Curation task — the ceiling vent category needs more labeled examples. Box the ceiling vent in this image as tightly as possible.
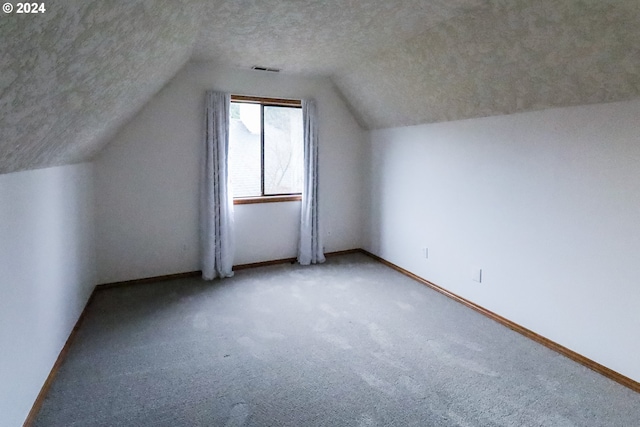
[251,66,280,72]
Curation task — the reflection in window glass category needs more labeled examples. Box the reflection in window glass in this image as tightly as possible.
[228,103,261,197]
[228,100,303,198]
[264,106,303,195]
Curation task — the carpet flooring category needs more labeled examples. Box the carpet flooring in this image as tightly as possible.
[33,253,640,426]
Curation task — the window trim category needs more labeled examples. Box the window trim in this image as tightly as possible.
[229,95,303,204]
[231,95,302,108]
[233,194,302,205]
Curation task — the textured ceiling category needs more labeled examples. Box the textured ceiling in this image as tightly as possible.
[334,0,640,128]
[1,0,639,175]
[192,0,486,74]
[0,0,203,175]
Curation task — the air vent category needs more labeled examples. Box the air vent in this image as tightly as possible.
[251,66,280,73]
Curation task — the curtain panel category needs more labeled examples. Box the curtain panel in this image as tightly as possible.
[200,91,235,280]
[298,99,325,265]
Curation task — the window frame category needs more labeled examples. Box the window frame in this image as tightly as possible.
[229,95,303,205]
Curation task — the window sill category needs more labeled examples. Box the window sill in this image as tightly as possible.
[234,195,302,205]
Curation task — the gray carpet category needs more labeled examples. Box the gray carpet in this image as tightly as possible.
[34,253,640,426]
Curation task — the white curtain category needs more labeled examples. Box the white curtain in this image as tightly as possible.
[298,99,326,265]
[200,91,235,280]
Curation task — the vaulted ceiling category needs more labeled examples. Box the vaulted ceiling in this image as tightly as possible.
[1,0,639,175]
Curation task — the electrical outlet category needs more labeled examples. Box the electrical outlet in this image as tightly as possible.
[472,267,482,283]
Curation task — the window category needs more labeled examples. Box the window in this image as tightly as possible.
[228,95,304,204]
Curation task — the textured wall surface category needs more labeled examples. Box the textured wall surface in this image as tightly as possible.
[0,0,203,175]
[1,0,639,174]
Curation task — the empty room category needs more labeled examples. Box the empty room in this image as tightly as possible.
[1,1,640,426]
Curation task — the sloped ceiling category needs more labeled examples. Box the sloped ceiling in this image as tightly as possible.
[1,0,639,175]
[192,0,486,75]
[334,0,640,128]
[0,0,203,175]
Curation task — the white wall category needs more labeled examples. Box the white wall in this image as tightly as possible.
[0,163,96,427]
[94,63,366,283]
[366,99,640,383]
